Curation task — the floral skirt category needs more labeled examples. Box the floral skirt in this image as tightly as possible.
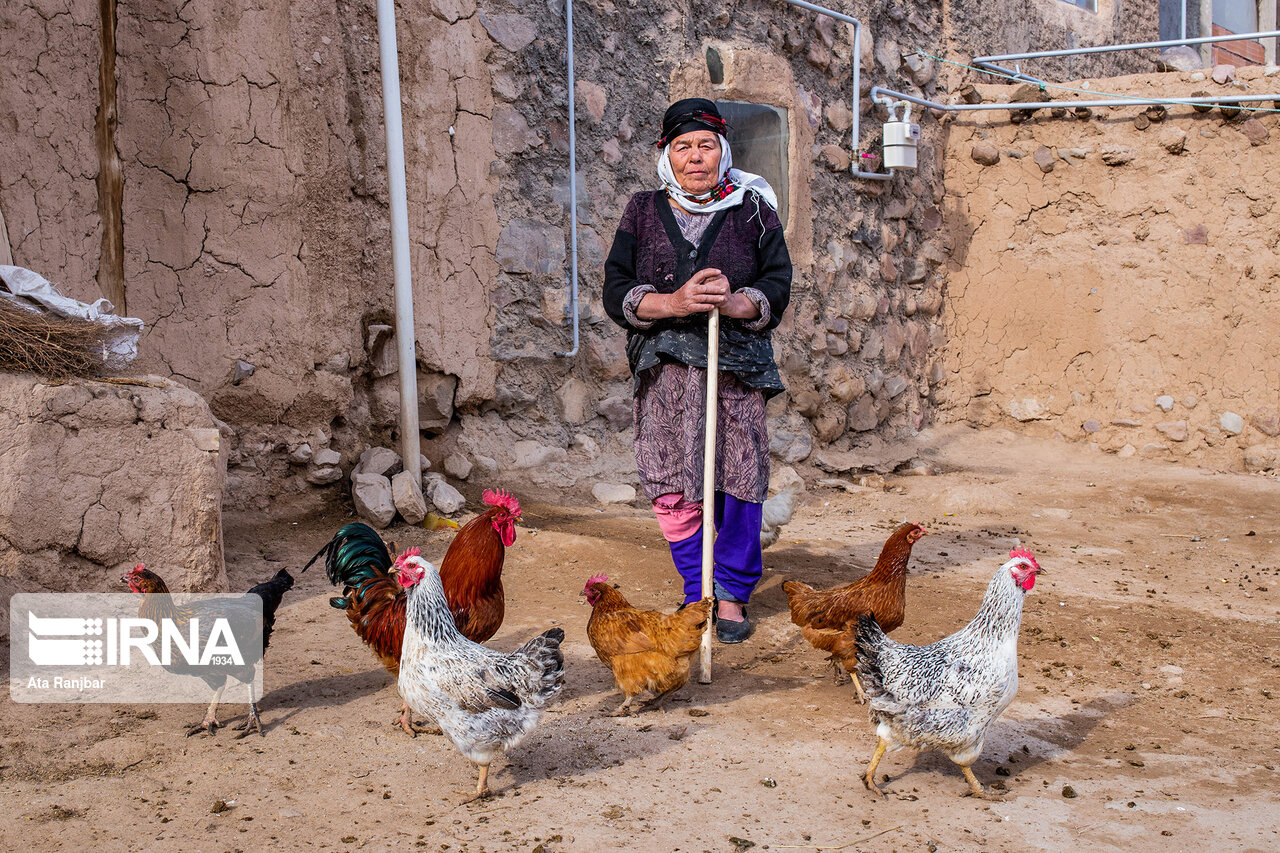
[633,362,769,505]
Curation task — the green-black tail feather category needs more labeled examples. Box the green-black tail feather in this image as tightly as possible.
[302,523,394,610]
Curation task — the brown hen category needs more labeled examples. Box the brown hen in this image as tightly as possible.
[782,521,927,702]
[583,575,712,716]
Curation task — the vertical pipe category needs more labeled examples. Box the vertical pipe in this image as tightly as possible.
[375,0,421,482]
[96,0,125,313]
[698,308,720,684]
[851,21,861,157]
[557,0,580,357]
[1180,0,1187,41]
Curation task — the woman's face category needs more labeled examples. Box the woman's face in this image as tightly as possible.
[669,130,722,195]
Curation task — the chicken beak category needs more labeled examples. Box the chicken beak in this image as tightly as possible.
[1035,565,1046,575]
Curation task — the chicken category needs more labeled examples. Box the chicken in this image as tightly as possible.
[123,563,295,737]
[853,548,1045,799]
[582,574,712,716]
[303,489,521,736]
[760,466,804,551]
[782,521,927,702]
[439,488,521,643]
[396,553,564,800]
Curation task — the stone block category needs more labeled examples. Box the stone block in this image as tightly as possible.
[444,452,473,480]
[352,473,396,529]
[496,219,566,275]
[392,471,428,524]
[591,482,636,505]
[426,479,467,514]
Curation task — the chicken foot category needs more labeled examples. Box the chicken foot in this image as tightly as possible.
[393,701,442,736]
[826,655,850,686]
[641,687,679,714]
[958,764,999,800]
[827,656,868,703]
[186,684,226,736]
[862,737,889,798]
[606,695,639,717]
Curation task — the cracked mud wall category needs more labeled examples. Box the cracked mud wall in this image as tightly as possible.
[0,0,105,302]
[0,375,227,632]
[937,70,1280,470]
[110,0,500,506]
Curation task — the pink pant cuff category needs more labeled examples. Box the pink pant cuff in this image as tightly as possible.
[652,493,703,542]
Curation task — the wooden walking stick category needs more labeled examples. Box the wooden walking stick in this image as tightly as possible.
[698,307,720,684]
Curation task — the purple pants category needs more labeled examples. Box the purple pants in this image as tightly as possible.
[665,492,764,605]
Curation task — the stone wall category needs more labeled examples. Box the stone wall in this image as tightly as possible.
[937,68,1280,470]
[945,0,1161,83]
[0,374,228,639]
[0,0,1178,509]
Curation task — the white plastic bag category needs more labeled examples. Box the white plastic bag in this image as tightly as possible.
[0,266,144,368]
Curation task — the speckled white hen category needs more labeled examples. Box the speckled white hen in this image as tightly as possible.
[396,555,564,800]
[854,548,1044,799]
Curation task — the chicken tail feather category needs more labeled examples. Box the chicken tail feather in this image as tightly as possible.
[518,627,566,700]
[853,615,888,699]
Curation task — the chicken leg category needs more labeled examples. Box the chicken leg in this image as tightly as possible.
[186,684,226,736]
[393,700,441,736]
[849,671,868,704]
[234,684,263,738]
[958,764,997,800]
[606,695,639,717]
[862,737,889,797]
[461,764,492,802]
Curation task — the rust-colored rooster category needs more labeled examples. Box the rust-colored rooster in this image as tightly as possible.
[305,489,522,734]
[782,521,927,702]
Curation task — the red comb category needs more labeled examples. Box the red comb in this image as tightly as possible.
[1009,547,1039,568]
[393,546,421,567]
[128,563,145,575]
[483,488,522,517]
[586,573,608,587]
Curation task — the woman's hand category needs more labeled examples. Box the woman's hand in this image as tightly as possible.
[636,268,760,321]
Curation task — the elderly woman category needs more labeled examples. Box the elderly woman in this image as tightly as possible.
[603,98,792,643]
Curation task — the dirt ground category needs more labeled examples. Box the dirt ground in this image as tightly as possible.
[3,426,1278,852]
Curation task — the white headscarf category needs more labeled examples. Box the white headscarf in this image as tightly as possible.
[657,134,778,214]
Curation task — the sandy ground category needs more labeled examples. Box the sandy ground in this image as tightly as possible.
[3,426,1279,852]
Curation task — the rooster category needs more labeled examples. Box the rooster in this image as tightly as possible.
[304,488,521,735]
[123,563,295,737]
[583,574,712,716]
[783,522,927,702]
[397,553,564,800]
[854,548,1044,799]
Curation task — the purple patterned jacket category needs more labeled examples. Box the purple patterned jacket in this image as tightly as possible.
[603,189,792,397]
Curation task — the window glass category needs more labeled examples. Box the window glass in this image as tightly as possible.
[1212,0,1258,32]
[714,101,789,224]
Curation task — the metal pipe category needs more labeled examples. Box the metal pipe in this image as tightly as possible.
[871,84,1280,113]
[973,30,1280,83]
[775,0,892,179]
[556,0,580,358]
[1180,0,1187,42]
[375,0,421,481]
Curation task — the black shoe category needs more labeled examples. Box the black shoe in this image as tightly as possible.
[715,607,752,644]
